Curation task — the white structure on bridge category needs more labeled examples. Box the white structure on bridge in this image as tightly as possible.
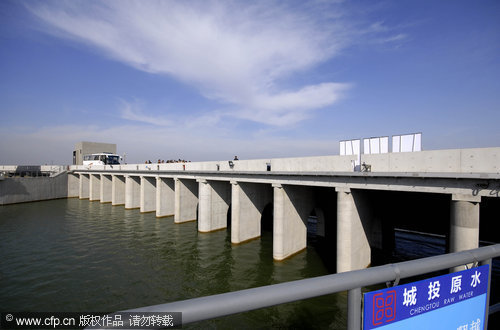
[66,147,500,273]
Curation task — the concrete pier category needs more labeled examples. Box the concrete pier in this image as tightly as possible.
[112,175,125,206]
[89,174,101,201]
[197,180,231,232]
[336,188,371,273]
[230,182,273,244]
[125,176,140,209]
[273,184,313,261]
[140,176,156,213]
[100,174,112,203]
[450,194,480,251]
[156,177,175,217]
[79,174,89,199]
[174,178,198,223]
[68,173,79,198]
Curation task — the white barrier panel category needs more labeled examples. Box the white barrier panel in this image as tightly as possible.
[340,139,361,171]
[340,139,361,156]
[392,133,422,152]
[363,137,389,154]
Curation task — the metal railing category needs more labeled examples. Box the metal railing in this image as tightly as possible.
[112,244,500,329]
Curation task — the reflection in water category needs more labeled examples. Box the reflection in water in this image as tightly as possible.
[0,199,497,328]
[230,238,262,291]
[0,199,340,328]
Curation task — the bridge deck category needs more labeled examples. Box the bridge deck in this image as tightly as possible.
[71,169,500,198]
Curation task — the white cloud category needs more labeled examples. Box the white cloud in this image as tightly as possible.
[26,0,353,126]
[120,100,173,127]
[234,82,351,126]
[366,20,409,45]
[381,33,408,43]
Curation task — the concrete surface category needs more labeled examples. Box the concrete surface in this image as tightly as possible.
[0,173,68,205]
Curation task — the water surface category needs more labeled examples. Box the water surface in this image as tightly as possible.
[0,199,345,328]
[1,199,497,329]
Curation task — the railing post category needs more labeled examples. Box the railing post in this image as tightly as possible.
[347,287,361,330]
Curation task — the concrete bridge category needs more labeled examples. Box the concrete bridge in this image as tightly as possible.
[68,147,500,273]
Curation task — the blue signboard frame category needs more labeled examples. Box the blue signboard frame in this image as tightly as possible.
[363,264,489,329]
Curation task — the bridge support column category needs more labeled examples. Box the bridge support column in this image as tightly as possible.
[89,174,101,201]
[450,194,480,271]
[174,178,198,223]
[140,176,156,213]
[156,177,175,218]
[112,175,125,206]
[273,184,313,261]
[68,173,80,198]
[100,174,112,203]
[336,188,371,273]
[231,181,273,244]
[125,176,140,209]
[198,180,231,232]
[79,174,89,199]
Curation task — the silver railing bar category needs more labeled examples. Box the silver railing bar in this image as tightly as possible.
[112,244,500,328]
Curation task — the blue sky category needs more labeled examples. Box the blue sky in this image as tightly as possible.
[1,0,499,165]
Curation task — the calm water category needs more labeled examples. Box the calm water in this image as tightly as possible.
[0,199,346,329]
[0,199,497,329]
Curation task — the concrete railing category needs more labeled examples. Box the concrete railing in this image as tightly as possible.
[0,165,67,177]
[69,147,500,174]
[362,147,500,173]
[3,147,499,174]
[105,244,500,329]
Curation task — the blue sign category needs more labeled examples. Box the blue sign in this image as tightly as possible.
[363,264,489,329]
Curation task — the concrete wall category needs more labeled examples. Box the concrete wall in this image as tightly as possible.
[362,147,500,173]
[0,165,67,173]
[69,156,356,172]
[271,155,356,172]
[68,147,500,174]
[0,173,68,205]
